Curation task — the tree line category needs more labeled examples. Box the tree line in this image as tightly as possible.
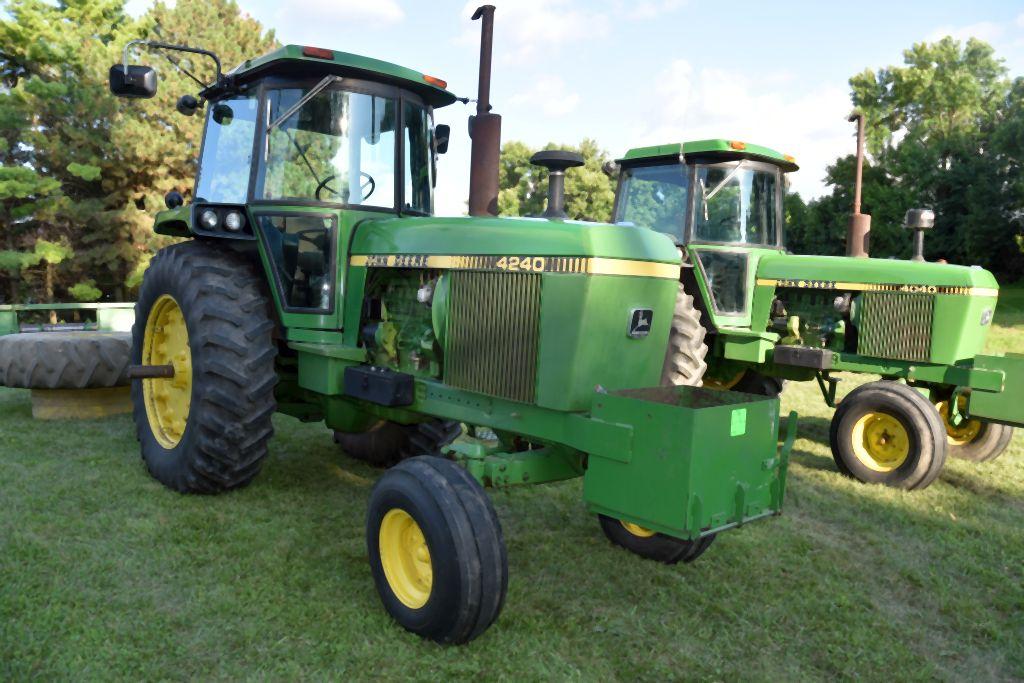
[0,2,1020,306]
[500,39,1023,282]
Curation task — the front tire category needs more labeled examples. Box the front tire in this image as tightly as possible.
[935,397,1015,463]
[598,515,714,564]
[830,381,946,490]
[367,457,507,644]
[131,241,277,494]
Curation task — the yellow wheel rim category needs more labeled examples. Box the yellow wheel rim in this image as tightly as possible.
[379,509,433,609]
[851,411,910,472]
[142,294,192,449]
[936,397,982,446]
[621,520,656,538]
[702,370,745,391]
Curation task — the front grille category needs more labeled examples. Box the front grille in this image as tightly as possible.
[444,271,541,403]
[857,291,933,362]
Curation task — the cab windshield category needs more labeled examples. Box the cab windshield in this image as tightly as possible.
[255,83,433,213]
[615,160,782,247]
[693,161,779,246]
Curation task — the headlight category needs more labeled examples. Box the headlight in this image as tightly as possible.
[199,209,219,230]
[224,211,244,232]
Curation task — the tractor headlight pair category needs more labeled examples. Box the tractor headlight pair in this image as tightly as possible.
[198,209,244,232]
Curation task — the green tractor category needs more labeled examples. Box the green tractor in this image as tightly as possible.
[612,139,1022,489]
[108,9,796,644]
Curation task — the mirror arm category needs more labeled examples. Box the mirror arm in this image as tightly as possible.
[122,39,224,87]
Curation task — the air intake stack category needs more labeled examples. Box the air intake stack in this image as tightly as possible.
[530,150,584,219]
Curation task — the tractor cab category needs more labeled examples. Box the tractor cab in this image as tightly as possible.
[613,140,798,326]
[111,43,455,327]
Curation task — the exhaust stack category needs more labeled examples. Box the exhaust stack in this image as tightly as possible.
[467,5,501,217]
[847,112,871,257]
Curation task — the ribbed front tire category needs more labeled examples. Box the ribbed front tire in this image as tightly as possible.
[131,241,278,494]
[367,457,507,644]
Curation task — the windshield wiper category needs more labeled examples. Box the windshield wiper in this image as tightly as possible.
[705,160,747,202]
[268,75,342,131]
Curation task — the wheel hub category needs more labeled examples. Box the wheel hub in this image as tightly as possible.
[379,508,433,609]
[851,412,910,472]
[142,294,192,449]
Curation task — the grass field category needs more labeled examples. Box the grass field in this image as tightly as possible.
[2,293,1022,681]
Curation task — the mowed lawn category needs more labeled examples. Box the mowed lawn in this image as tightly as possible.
[2,292,1023,681]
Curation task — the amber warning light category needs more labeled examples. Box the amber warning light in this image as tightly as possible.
[302,46,334,60]
[423,75,448,89]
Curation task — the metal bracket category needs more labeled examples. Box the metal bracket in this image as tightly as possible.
[815,371,840,408]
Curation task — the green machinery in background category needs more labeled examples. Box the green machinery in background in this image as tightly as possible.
[107,8,796,645]
[613,139,1022,490]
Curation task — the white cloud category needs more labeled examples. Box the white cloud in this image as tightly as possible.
[275,0,404,28]
[459,1,610,64]
[509,75,580,116]
[926,21,1004,44]
[630,59,854,200]
[626,0,686,20]
[1017,13,1024,29]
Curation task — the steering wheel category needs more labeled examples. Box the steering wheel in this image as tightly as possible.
[314,172,376,202]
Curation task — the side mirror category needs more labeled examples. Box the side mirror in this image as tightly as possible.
[435,124,450,154]
[108,64,158,99]
[164,191,184,209]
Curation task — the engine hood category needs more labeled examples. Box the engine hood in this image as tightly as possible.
[757,253,999,293]
[351,216,680,263]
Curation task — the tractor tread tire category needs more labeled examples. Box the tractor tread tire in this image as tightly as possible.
[732,371,786,397]
[132,241,277,494]
[830,381,947,490]
[661,283,708,387]
[0,331,131,389]
[334,419,461,468]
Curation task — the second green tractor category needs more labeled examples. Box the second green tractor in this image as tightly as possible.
[613,139,1021,489]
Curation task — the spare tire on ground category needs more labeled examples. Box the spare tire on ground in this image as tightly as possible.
[0,331,131,389]
[0,332,133,420]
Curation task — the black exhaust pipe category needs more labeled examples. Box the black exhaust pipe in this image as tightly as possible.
[468,5,501,217]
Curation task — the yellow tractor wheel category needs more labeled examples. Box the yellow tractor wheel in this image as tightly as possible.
[130,241,277,493]
[367,456,507,644]
[598,514,715,564]
[934,396,1015,463]
[830,381,947,490]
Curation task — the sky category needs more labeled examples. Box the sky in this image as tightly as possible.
[127,0,1024,215]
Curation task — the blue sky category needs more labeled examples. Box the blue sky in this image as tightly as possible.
[129,0,1024,215]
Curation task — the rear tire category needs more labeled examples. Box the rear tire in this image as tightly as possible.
[830,381,946,490]
[598,515,715,564]
[334,419,461,467]
[131,241,278,494]
[367,457,508,644]
[661,283,708,387]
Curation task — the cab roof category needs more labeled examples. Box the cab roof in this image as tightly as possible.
[225,45,458,108]
[620,139,798,172]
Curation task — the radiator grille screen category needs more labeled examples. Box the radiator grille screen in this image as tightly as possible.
[444,271,541,403]
[857,291,933,362]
